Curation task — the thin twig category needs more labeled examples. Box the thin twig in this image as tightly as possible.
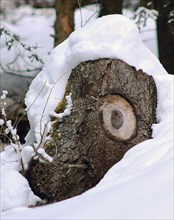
[83,8,101,26]
[15,81,47,129]
[78,0,83,27]
[6,53,20,68]
[39,72,68,147]
[0,64,39,79]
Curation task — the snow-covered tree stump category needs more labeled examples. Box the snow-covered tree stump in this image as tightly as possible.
[27,58,157,203]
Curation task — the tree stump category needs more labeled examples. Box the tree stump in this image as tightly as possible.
[27,59,157,203]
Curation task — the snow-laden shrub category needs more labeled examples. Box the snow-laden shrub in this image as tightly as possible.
[0,90,53,175]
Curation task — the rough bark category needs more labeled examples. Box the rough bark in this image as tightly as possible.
[54,0,76,46]
[27,59,157,204]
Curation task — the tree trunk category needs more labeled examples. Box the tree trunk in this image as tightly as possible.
[54,0,123,46]
[140,0,174,74]
[54,0,76,46]
[99,0,123,17]
[54,0,96,46]
[27,58,157,204]
[153,0,174,74]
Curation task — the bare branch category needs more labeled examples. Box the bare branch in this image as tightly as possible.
[0,64,41,79]
[83,7,101,26]
[78,0,83,27]
[38,72,68,147]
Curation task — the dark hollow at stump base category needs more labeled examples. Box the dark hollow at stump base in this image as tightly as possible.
[27,58,157,203]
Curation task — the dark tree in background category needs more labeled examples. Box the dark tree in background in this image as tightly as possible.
[54,0,123,46]
[54,0,174,74]
[54,0,76,46]
[99,0,122,16]
[54,0,97,45]
[141,0,174,74]
[153,0,174,75]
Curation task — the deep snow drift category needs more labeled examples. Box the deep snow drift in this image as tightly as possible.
[1,15,173,219]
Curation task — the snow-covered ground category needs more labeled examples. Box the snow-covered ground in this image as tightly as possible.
[1,4,173,220]
[0,4,157,95]
[0,5,55,95]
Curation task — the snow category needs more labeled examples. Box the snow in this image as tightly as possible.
[0,4,158,97]
[21,145,34,165]
[0,5,55,95]
[25,14,169,145]
[1,118,173,219]
[50,92,72,119]
[36,148,53,163]
[74,3,100,30]
[1,170,41,212]
[122,8,158,57]
[1,5,55,65]
[1,12,173,220]
[0,146,41,212]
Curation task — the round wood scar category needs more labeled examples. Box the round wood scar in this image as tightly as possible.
[100,95,137,141]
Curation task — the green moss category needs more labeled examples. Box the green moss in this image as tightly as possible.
[54,80,70,114]
[45,81,70,149]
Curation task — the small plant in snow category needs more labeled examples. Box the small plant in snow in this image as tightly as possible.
[0,90,53,176]
[134,6,158,29]
[0,27,43,78]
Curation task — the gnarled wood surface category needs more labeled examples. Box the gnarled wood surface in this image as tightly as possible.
[27,59,157,203]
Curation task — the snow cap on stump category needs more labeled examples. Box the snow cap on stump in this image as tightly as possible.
[25,14,166,145]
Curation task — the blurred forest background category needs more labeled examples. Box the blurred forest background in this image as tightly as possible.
[0,0,173,143]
